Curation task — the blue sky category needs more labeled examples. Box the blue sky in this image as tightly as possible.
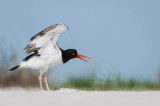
[0,0,160,82]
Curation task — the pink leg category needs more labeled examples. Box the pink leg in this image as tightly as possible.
[39,74,43,91]
[44,72,51,91]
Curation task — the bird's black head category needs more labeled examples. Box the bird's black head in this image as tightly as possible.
[65,49,78,59]
[61,49,92,63]
[61,49,77,63]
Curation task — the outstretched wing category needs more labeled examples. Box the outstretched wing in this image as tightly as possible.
[25,24,68,54]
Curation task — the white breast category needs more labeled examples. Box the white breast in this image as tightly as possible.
[44,51,63,68]
[20,49,63,70]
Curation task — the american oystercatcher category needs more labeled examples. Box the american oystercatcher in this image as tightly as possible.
[9,24,92,91]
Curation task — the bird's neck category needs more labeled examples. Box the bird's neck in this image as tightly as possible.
[60,48,71,63]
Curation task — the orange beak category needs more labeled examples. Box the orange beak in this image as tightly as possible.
[76,54,92,62]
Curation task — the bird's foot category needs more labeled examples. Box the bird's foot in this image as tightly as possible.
[40,89,44,91]
[53,87,60,91]
[47,89,52,92]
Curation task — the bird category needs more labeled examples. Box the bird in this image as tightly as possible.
[9,24,92,91]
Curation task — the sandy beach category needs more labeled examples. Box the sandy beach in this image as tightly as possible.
[0,88,160,106]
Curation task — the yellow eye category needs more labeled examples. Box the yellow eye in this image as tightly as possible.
[72,53,75,55]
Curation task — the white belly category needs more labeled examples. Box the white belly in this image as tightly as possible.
[45,53,63,68]
[20,52,63,70]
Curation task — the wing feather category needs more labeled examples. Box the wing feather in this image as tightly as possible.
[25,24,68,54]
[30,24,58,41]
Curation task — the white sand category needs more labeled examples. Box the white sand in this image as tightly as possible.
[0,88,160,106]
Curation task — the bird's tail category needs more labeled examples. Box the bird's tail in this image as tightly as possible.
[9,65,20,71]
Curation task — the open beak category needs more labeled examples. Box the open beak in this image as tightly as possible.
[76,54,92,62]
